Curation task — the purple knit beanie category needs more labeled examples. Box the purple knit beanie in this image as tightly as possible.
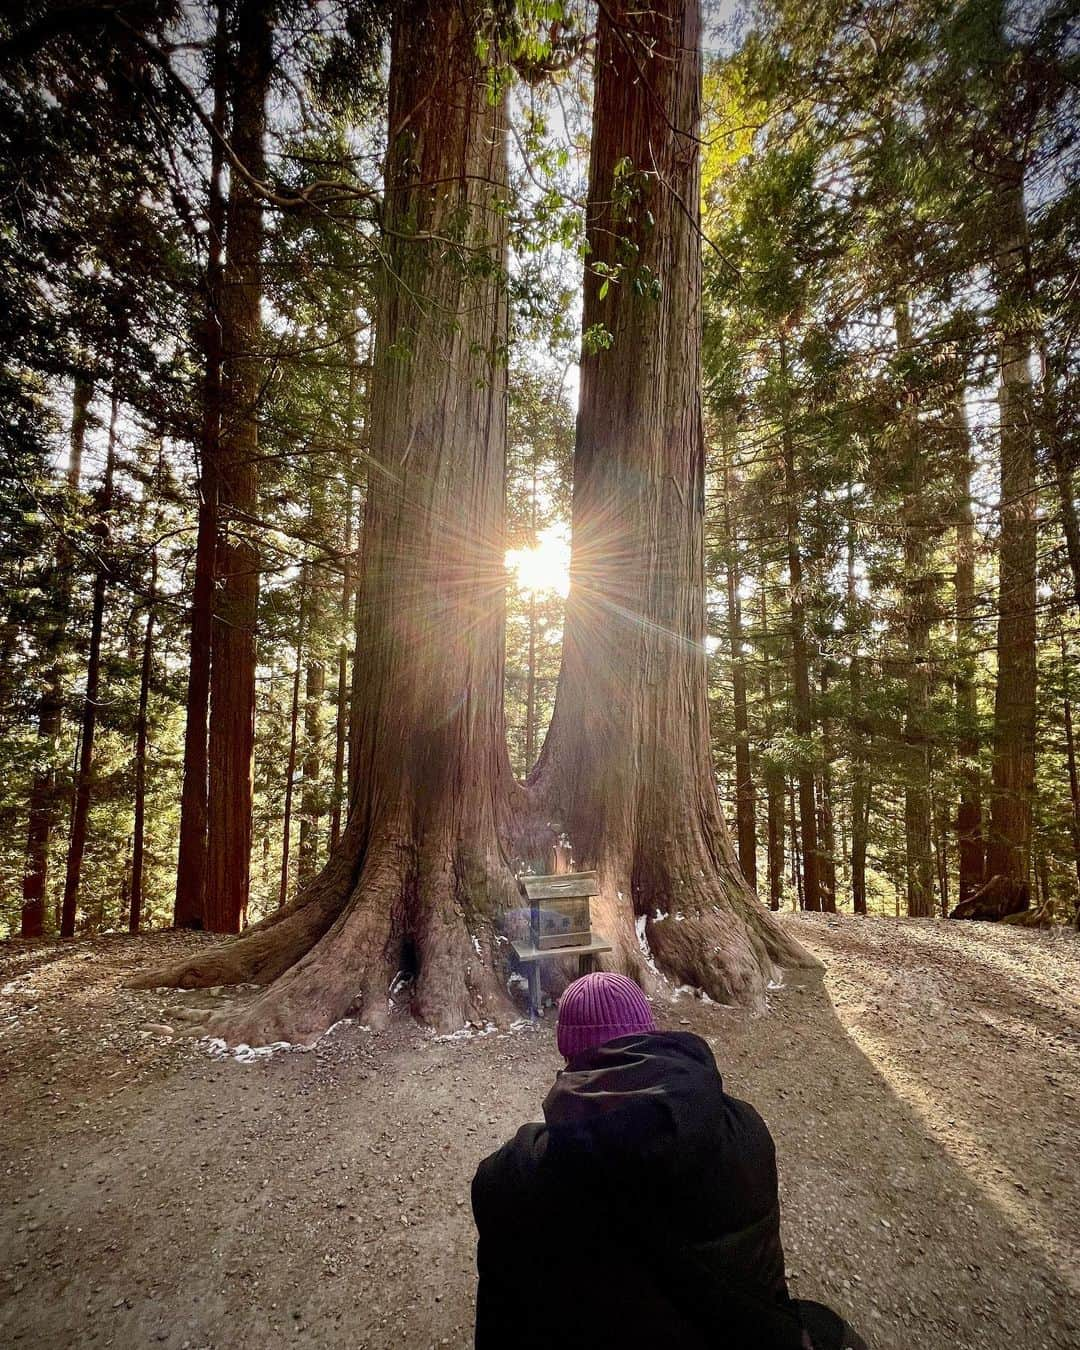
[556,972,656,1060]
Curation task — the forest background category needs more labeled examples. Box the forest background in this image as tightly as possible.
[1,0,1077,946]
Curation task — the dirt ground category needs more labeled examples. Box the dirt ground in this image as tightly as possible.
[1,914,1077,1350]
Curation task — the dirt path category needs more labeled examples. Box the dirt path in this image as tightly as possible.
[1,915,1077,1350]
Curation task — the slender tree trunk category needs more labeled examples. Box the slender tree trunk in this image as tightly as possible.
[790,782,803,910]
[1062,643,1080,925]
[952,392,984,904]
[778,332,821,913]
[723,453,757,890]
[895,298,935,917]
[60,387,118,936]
[279,574,306,910]
[818,663,837,911]
[135,0,524,1043]
[21,372,91,937]
[847,483,869,915]
[130,453,162,935]
[174,0,228,930]
[1039,341,1080,611]
[329,356,357,849]
[204,0,272,934]
[759,588,784,911]
[298,653,325,883]
[981,171,1037,911]
[528,0,812,1004]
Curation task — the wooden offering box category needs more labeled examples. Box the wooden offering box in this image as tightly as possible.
[522,871,599,950]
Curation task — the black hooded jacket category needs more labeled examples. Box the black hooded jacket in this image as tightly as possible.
[471,1032,810,1350]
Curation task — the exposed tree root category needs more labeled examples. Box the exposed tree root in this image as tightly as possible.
[950,873,1030,921]
[144,832,522,1048]
[573,841,821,1009]
[130,886,347,991]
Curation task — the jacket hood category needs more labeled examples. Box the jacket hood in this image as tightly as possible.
[541,1032,727,1180]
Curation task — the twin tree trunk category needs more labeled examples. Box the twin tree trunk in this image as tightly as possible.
[139,0,813,1043]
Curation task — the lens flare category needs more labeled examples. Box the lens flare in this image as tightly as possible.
[505,524,571,598]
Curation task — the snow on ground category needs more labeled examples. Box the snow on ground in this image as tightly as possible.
[0,915,1077,1350]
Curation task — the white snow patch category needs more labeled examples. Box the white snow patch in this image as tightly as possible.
[433,1021,498,1043]
[652,909,669,922]
[671,983,715,1004]
[635,915,660,976]
[472,935,482,957]
[203,1036,296,1063]
[507,972,529,994]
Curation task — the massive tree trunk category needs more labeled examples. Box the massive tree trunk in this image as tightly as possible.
[174,0,228,930]
[530,0,813,1005]
[952,392,983,904]
[21,372,91,937]
[895,298,935,917]
[204,0,272,934]
[979,171,1037,912]
[134,0,519,1043]
[60,388,118,936]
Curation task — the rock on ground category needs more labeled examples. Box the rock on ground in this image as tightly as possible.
[0,915,1077,1350]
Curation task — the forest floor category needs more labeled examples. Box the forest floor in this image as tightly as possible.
[0,914,1077,1350]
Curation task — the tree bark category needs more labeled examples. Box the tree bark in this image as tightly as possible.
[279,572,306,910]
[779,331,821,912]
[723,452,757,891]
[981,171,1037,909]
[204,0,272,934]
[847,482,869,915]
[60,386,118,937]
[21,371,91,937]
[759,587,785,911]
[134,0,521,1043]
[174,0,228,930]
[1062,640,1080,925]
[130,445,163,935]
[895,298,935,917]
[952,392,984,905]
[531,0,814,1004]
[818,662,837,912]
[329,357,358,849]
[298,651,325,884]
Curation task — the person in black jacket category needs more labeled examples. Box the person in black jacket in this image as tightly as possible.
[471,971,866,1350]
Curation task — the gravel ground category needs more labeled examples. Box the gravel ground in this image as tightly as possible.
[0,914,1077,1350]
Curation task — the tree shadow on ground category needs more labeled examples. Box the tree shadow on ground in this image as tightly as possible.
[0,922,1076,1350]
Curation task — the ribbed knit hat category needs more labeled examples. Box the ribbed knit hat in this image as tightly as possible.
[556,972,656,1060]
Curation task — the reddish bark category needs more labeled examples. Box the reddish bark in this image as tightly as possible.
[203,0,272,934]
[531,0,814,1004]
[134,0,521,1042]
[174,0,228,930]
